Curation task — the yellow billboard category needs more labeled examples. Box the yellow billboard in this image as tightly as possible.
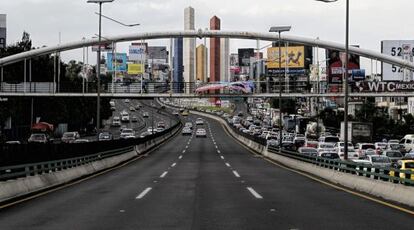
[127,63,144,75]
[267,46,305,69]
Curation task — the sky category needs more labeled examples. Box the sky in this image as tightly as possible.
[2,0,414,74]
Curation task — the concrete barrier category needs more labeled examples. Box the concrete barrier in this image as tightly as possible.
[193,110,414,207]
[0,125,181,204]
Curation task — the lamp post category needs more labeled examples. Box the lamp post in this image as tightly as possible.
[316,0,349,159]
[87,0,114,140]
[269,26,291,153]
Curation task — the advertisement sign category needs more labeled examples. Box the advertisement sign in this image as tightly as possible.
[230,54,239,67]
[326,48,360,84]
[107,53,127,72]
[92,43,113,52]
[354,81,414,92]
[238,49,255,67]
[129,45,146,61]
[267,46,305,69]
[352,69,366,81]
[127,64,144,75]
[381,40,414,81]
[148,46,168,61]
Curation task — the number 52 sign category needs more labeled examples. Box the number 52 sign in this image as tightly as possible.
[381,40,414,81]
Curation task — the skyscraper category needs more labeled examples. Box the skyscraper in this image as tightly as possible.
[220,38,230,82]
[173,38,183,93]
[0,14,6,49]
[209,16,221,83]
[196,44,207,82]
[183,7,196,92]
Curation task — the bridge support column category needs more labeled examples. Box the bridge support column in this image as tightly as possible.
[0,66,3,92]
[29,59,32,92]
[53,53,56,94]
[24,58,27,93]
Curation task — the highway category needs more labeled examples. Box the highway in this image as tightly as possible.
[0,114,413,229]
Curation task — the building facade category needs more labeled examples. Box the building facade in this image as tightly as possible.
[173,38,184,93]
[183,7,196,92]
[220,38,230,82]
[196,44,207,82]
[209,16,221,83]
[0,14,6,49]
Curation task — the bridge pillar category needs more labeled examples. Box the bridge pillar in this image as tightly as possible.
[0,66,3,92]
[23,58,26,93]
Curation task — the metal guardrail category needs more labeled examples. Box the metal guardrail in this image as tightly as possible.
[0,121,181,181]
[0,146,133,181]
[197,108,414,186]
[267,146,414,186]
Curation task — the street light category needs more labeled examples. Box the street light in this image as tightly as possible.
[269,26,291,153]
[315,0,349,160]
[87,0,114,140]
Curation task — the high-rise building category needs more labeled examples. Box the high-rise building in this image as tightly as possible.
[0,14,6,49]
[173,38,183,93]
[209,16,221,83]
[183,7,196,92]
[220,38,230,82]
[196,44,207,82]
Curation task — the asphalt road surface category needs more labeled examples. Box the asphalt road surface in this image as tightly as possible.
[0,114,413,229]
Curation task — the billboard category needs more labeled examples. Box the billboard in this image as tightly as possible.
[127,64,144,75]
[381,40,414,81]
[326,47,360,84]
[238,49,255,67]
[267,46,305,69]
[230,53,239,67]
[129,43,147,61]
[92,43,113,52]
[107,53,127,72]
[354,81,414,92]
[148,46,168,60]
[0,14,6,49]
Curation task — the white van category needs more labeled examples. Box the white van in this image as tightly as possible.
[400,134,414,152]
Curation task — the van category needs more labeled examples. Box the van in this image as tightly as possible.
[400,134,414,152]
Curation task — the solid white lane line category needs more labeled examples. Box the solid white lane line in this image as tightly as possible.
[136,187,152,199]
[171,162,177,167]
[233,170,241,178]
[225,163,231,167]
[179,155,183,159]
[220,155,224,159]
[247,187,263,199]
[160,171,168,178]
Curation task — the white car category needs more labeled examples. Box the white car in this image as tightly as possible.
[317,142,336,153]
[112,116,121,127]
[337,148,359,160]
[124,99,130,103]
[195,118,204,125]
[147,127,157,133]
[196,128,207,138]
[120,128,135,139]
[121,111,130,122]
[333,142,354,151]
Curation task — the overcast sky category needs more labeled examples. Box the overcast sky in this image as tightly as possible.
[2,0,414,73]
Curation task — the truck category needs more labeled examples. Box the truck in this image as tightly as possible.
[305,122,325,140]
[340,122,372,144]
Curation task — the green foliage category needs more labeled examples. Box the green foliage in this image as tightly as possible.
[0,32,111,136]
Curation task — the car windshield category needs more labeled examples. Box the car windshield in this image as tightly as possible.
[405,162,414,169]
[362,144,375,150]
[122,130,133,134]
[325,137,339,142]
[386,151,402,158]
[320,143,334,148]
[32,134,45,140]
[372,157,390,163]
[63,133,75,138]
[302,148,317,153]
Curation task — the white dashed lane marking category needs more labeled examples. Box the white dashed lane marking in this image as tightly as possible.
[225,163,231,167]
[220,155,224,160]
[160,171,168,178]
[179,155,183,159]
[232,170,241,178]
[136,187,152,199]
[247,187,263,199]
